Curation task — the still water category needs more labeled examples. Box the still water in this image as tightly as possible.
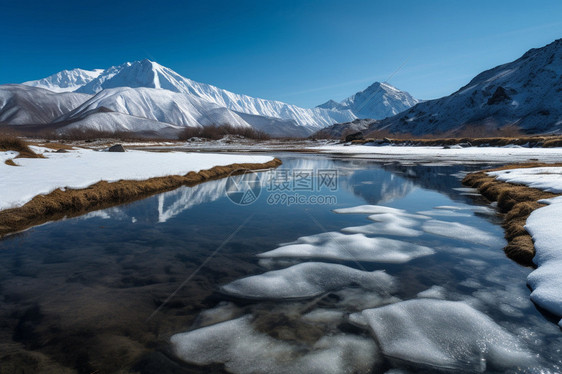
[0,154,560,373]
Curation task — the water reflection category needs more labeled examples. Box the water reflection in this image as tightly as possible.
[0,154,559,373]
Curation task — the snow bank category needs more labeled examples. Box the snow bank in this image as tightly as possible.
[487,167,562,325]
[353,299,536,372]
[220,262,395,300]
[313,145,562,163]
[422,219,504,247]
[524,195,562,324]
[171,315,379,374]
[259,232,434,263]
[0,148,274,210]
[489,167,562,193]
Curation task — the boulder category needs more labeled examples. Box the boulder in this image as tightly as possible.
[344,131,364,142]
[108,144,125,152]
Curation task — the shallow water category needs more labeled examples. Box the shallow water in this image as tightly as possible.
[0,154,560,373]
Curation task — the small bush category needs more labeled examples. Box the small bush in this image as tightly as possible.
[0,135,41,158]
[178,124,270,141]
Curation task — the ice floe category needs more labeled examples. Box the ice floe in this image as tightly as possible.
[342,213,425,237]
[171,315,379,374]
[259,232,434,264]
[352,299,536,372]
[333,205,407,215]
[220,262,396,300]
[416,285,446,299]
[422,219,504,247]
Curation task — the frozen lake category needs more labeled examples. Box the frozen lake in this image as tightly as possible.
[0,154,560,373]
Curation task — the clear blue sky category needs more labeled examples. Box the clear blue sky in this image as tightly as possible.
[2,0,561,107]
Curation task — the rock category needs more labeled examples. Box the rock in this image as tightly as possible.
[344,131,364,142]
[487,86,511,105]
[108,144,125,152]
[55,149,68,153]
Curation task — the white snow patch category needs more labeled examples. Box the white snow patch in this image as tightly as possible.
[525,195,562,324]
[313,145,562,163]
[0,151,18,163]
[0,148,274,211]
[489,167,562,193]
[487,167,562,324]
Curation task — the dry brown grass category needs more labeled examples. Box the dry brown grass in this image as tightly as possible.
[0,158,282,238]
[354,133,562,148]
[4,159,17,166]
[178,124,270,141]
[28,141,75,151]
[0,135,43,158]
[462,165,561,265]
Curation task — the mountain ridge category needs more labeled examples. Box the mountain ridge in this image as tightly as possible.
[317,38,562,138]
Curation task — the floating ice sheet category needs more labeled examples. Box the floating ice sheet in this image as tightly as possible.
[353,299,536,372]
[171,315,379,374]
[220,262,396,300]
[416,285,446,299]
[333,205,407,215]
[259,232,434,264]
[342,212,425,237]
[422,219,503,247]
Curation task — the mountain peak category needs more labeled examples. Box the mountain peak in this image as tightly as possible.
[23,68,103,93]
[317,82,418,120]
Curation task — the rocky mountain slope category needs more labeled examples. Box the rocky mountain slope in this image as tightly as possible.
[318,39,562,138]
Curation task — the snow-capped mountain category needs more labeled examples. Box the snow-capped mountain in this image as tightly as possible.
[57,87,253,129]
[74,59,356,130]
[364,38,562,135]
[23,68,104,93]
[317,82,419,120]
[0,84,91,125]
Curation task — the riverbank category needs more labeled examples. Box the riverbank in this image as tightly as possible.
[463,164,562,326]
[0,145,280,237]
[462,164,561,265]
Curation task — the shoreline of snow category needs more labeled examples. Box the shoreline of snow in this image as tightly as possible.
[0,148,274,211]
[311,145,562,163]
[488,167,562,326]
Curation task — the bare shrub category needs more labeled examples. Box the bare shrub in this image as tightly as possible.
[178,124,270,141]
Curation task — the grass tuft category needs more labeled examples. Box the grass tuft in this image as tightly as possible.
[0,135,42,158]
[463,165,561,266]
